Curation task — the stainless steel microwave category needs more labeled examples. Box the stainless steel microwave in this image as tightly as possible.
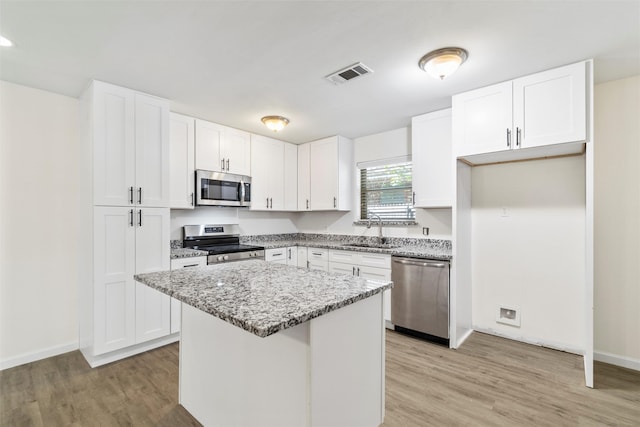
[195,170,251,207]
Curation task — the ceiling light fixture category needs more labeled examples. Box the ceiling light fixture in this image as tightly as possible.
[419,47,468,80]
[0,35,14,47]
[261,115,289,132]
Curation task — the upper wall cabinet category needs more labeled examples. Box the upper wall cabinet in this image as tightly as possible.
[297,143,311,211]
[411,108,452,208]
[308,136,354,211]
[169,113,195,209]
[91,81,170,207]
[453,61,587,164]
[250,135,298,211]
[194,119,251,176]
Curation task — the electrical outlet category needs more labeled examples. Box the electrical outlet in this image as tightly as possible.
[422,227,429,236]
[496,305,520,327]
[501,207,509,217]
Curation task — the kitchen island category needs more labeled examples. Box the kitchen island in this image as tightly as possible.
[134,260,392,427]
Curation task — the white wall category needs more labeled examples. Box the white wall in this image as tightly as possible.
[0,81,80,368]
[593,75,640,369]
[293,127,453,239]
[470,156,586,353]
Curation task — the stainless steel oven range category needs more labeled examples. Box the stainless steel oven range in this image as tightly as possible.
[183,224,264,264]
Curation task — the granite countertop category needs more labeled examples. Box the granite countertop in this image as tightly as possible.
[134,260,392,338]
[170,248,208,259]
[245,239,452,261]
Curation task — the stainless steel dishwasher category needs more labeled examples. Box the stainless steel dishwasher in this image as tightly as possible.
[391,256,450,345]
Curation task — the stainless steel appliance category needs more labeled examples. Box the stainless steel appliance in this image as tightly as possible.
[183,224,264,264]
[391,256,450,345]
[195,170,252,207]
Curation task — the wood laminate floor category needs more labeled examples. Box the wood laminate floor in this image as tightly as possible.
[1,331,638,426]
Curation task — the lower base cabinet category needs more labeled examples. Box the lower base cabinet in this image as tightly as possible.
[170,256,207,333]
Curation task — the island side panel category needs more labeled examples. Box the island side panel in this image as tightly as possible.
[310,293,385,427]
[179,303,309,427]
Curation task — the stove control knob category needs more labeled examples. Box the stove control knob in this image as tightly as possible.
[217,256,224,262]
[223,255,229,261]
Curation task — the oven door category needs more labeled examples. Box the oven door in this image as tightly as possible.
[195,170,251,207]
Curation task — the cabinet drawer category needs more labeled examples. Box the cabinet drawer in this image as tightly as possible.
[170,256,206,270]
[329,249,357,264]
[265,248,287,262]
[356,252,391,269]
[307,247,328,261]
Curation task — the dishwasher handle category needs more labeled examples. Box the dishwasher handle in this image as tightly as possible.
[392,258,447,268]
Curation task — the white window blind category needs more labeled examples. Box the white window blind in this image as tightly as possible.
[360,162,415,220]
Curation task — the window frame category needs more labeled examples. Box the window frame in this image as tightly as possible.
[358,160,415,222]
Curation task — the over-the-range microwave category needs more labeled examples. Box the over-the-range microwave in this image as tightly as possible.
[195,169,252,207]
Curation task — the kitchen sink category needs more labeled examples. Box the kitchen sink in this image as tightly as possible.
[342,242,400,249]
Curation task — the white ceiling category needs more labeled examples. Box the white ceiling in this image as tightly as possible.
[1,1,639,143]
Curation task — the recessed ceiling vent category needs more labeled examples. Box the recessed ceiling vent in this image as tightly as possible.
[325,62,373,85]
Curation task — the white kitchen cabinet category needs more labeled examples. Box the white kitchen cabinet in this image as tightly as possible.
[297,143,311,211]
[169,113,195,209]
[283,143,298,211]
[307,247,329,271]
[286,246,298,266]
[309,136,353,211]
[195,119,251,175]
[411,109,453,208]
[265,248,288,264]
[251,134,285,211]
[453,61,587,161]
[297,247,308,268]
[93,206,170,355]
[91,81,170,207]
[170,256,206,334]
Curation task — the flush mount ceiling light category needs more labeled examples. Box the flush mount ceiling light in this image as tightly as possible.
[261,115,290,132]
[0,35,14,47]
[419,47,468,80]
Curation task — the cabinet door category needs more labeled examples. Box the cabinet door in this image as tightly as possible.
[250,134,272,210]
[286,247,298,266]
[297,143,311,211]
[283,143,298,211]
[93,82,135,207]
[513,61,586,149]
[452,81,513,157]
[268,140,285,211]
[93,206,136,355]
[134,208,170,343]
[195,119,223,172]
[412,109,453,208]
[134,94,170,207]
[297,247,308,268]
[357,266,392,324]
[169,256,206,334]
[310,137,338,210]
[169,113,195,209]
[221,127,251,175]
[329,262,356,276]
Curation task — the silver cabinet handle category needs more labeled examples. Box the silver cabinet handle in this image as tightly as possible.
[190,192,194,206]
[266,197,269,208]
[221,158,226,171]
[288,248,292,259]
[516,127,521,148]
[507,128,511,148]
[333,197,337,208]
[412,192,416,205]
[273,252,283,257]
[312,252,322,256]
[269,198,273,209]
[137,187,142,204]
[129,209,134,227]
[226,159,230,171]
[129,186,134,204]
[183,264,199,268]
[306,260,310,269]
[352,266,356,275]
[357,267,361,276]
[392,258,446,268]
[306,199,309,209]
[137,209,142,227]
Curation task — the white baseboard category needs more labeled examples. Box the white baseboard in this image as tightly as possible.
[594,351,640,372]
[81,333,180,368]
[0,341,79,371]
[472,326,583,355]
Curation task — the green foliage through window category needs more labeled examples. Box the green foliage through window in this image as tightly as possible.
[360,162,415,220]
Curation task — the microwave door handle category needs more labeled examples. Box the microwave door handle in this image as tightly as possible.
[240,181,245,204]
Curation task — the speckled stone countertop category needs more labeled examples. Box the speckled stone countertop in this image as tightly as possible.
[170,248,208,259]
[240,233,452,261]
[134,260,392,338]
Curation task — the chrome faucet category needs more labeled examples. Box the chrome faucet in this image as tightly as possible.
[367,214,384,244]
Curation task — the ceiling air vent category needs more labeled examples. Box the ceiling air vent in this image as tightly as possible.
[325,62,373,85]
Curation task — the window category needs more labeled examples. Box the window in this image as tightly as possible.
[360,161,415,220]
